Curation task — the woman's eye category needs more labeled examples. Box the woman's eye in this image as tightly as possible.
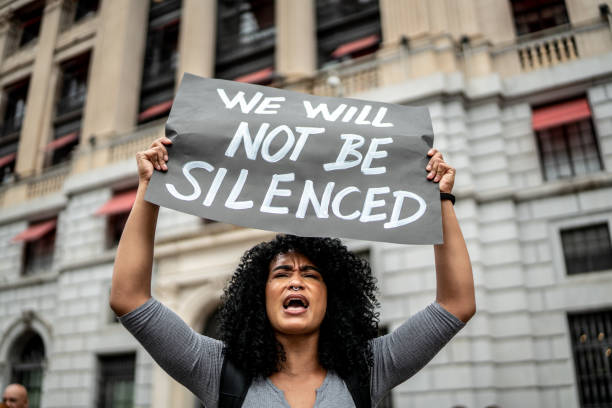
[274,273,288,278]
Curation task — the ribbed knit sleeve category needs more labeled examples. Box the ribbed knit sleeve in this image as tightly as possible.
[119,298,224,408]
[370,302,465,405]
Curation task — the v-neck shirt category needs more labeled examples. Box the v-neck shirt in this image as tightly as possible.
[120,298,464,407]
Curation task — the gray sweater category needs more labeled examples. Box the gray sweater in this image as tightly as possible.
[120,298,464,407]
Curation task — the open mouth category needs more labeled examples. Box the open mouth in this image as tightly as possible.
[283,295,309,310]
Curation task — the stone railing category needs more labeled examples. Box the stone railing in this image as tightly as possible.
[517,30,579,71]
[491,19,611,75]
[26,162,71,199]
[107,122,165,164]
[309,56,381,97]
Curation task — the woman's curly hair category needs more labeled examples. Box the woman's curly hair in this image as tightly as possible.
[219,234,379,382]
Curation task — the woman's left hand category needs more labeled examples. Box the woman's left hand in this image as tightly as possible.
[426,149,455,194]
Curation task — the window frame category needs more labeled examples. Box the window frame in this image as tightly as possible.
[560,222,612,275]
[511,0,570,37]
[20,218,58,277]
[138,0,181,123]
[532,98,604,182]
[214,0,276,80]
[9,331,46,408]
[550,214,612,280]
[96,353,137,408]
[567,308,612,408]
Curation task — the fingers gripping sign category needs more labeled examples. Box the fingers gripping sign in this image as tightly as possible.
[137,137,173,182]
[426,148,455,194]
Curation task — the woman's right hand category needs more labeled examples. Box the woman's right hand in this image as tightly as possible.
[136,137,172,183]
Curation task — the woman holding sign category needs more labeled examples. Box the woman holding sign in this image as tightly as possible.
[110,136,474,407]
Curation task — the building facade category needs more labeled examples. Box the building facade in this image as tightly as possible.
[1,0,612,407]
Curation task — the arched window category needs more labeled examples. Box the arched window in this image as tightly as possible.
[10,331,45,408]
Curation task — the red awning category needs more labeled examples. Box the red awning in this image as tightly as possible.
[234,67,274,84]
[0,152,16,167]
[45,132,79,152]
[332,34,380,59]
[532,98,592,131]
[138,100,173,122]
[12,219,57,243]
[95,189,138,216]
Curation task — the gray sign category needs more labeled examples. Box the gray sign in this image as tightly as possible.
[145,73,441,244]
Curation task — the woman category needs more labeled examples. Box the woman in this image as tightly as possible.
[110,137,475,407]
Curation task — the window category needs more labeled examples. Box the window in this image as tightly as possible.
[95,189,137,248]
[511,0,570,36]
[97,353,136,408]
[1,79,29,137]
[138,0,181,124]
[12,218,57,276]
[16,2,44,47]
[316,0,381,67]
[215,0,275,82]
[48,53,90,166]
[10,331,45,408]
[0,78,28,183]
[561,223,612,275]
[533,98,603,181]
[568,309,612,407]
[73,0,100,22]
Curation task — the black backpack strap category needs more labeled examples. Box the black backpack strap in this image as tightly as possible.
[345,371,371,408]
[219,358,252,408]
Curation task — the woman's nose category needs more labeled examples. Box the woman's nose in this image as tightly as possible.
[288,277,304,290]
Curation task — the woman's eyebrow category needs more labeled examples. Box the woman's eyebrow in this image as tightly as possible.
[300,265,321,272]
[271,264,293,272]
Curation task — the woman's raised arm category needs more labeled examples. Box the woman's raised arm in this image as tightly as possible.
[427,149,476,323]
[109,137,172,316]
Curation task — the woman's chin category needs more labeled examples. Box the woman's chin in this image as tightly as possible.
[275,323,319,336]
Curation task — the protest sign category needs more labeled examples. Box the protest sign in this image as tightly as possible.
[145,73,441,244]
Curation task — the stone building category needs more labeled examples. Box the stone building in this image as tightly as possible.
[0,0,611,407]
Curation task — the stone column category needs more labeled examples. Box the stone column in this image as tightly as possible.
[16,0,69,177]
[379,0,431,46]
[79,0,149,144]
[276,0,316,81]
[177,0,216,83]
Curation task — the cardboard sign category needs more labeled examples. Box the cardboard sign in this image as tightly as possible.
[145,74,441,244]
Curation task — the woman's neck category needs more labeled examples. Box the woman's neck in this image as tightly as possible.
[274,331,325,376]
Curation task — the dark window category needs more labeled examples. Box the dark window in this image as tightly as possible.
[536,119,603,180]
[49,53,90,166]
[13,2,44,48]
[97,353,136,408]
[107,211,129,249]
[511,0,570,36]
[98,189,136,249]
[74,0,100,21]
[215,0,275,81]
[21,218,57,276]
[316,0,381,67]
[534,99,603,182]
[10,331,45,408]
[139,0,181,124]
[568,309,612,407]
[2,79,29,138]
[561,223,612,275]
[0,79,28,183]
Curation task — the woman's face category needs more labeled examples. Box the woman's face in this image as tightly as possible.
[265,251,327,336]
